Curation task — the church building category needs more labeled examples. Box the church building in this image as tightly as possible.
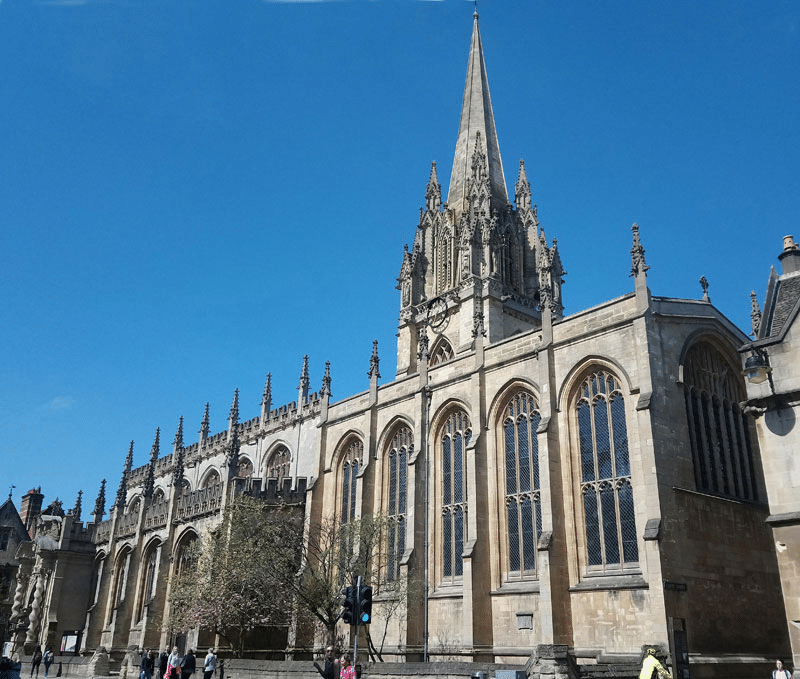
[6,12,791,678]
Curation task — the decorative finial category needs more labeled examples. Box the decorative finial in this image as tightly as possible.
[229,389,240,426]
[750,291,761,338]
[144,429,159,498]
[93,480,106,522]
[73,490,82,522]
[261,373,272,411]
[8,484,14,501]
[200,402,210,442]
[115,442,133,510]
[299,355,310,402]
[699,275,710,302]
[630,223,650,278]
[368,340,381,380]
[173,416,184,450]
[321,361,332,397]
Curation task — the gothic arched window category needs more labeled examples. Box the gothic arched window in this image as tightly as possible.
[503,391,542,578]
[436,229,453,294]
[340,439,364,526]
[237,457,254,479]
[202,470,220,489]
[576,370,638,571]
[386,426,412,581]
[266,447,291,486]
[137,541,160,621]
[440,409,471,582]
[430,338,454,367]
[683,341,757,501]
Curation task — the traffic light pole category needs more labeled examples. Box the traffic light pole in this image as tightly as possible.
[351,575,362,665]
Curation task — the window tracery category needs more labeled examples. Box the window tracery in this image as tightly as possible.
[502,391,542,578]
[683,341,757,501]
[430,338,454,367]
[576,370,638,571]
[266,446,291,486]
[386,426,412,581]
[340,438,364,526]
[440,409,471,582]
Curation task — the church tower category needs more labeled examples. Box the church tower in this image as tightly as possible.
[396,11,564,376]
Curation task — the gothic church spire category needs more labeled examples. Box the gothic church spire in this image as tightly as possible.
[448,10,508,220]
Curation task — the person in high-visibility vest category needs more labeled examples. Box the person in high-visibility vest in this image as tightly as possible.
[639,648,671,679]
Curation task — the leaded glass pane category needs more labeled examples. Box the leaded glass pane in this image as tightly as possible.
[507,500,520,572]
[443,510,452,577]
[610,394,630,476]
[387,521,396,581]
[399,448,407,514]
[521,495,536,571]
[454,433,463,503]
[584,487,601,566]
[578,401,594,482]
[350,460,358,521]
[618,480,638,562]
[454,506,464,577]
[342,465,350,523]
[443,437,451,505]
[505,419,516,494]
[600,484,619,565]
[518,419,531,492]
[594,398,613,480]
[388,452,397,517]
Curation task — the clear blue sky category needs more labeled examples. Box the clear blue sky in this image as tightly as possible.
[1,0,798,514]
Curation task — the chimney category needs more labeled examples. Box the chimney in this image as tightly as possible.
[20,487,44,537]
[778,235,800,275]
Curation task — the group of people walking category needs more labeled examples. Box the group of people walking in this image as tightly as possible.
[314,646,355,679]
[140,647,217,679]
[28,646,54,677]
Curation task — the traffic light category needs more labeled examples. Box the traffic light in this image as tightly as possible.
[357,585,372,625]
[340,585,356,625]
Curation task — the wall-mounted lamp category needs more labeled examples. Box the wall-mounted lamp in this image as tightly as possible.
[743,349,772,385]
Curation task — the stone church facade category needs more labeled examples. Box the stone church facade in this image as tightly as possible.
[6,13,793,677]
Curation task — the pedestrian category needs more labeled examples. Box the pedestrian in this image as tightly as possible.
[180,650,196,679]
[203,649,217,679]
[639,648,670,679]
[774,660,792,679]
[339,655,355,679]
[158,647,170,679]
[43,648,53,678]
[30,647,43,678]
[165,647,181,679]
[141,650,155,679]
[313,646,338,679]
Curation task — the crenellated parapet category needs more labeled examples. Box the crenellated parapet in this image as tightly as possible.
[143,497,169,531]
[237,476,308,506]
[113,507,139,539]
[174,482,224,522]
[94,519,112,544]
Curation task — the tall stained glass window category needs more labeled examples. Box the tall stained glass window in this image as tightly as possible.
[441,410,471,582]
[576,371,638,570]
[386,426,412,581]
[503,392,542,578]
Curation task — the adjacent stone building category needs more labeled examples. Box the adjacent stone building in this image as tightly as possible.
[742,236,800,675]
[5,12,793,678]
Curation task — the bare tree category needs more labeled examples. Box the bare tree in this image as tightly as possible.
[291,514,391,649]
